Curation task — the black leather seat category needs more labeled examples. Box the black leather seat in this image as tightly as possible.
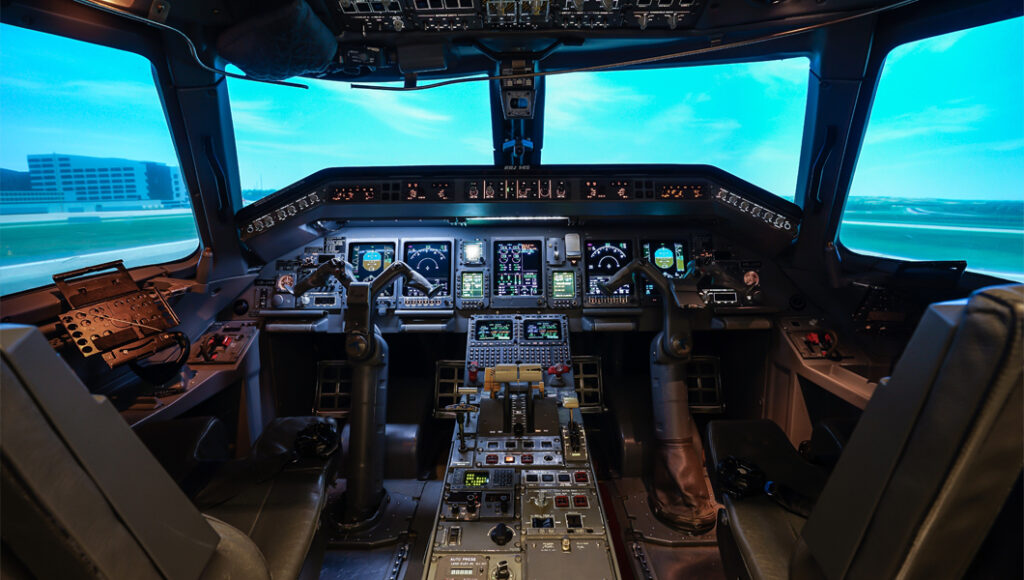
[707,284,1024,580]
[0,324,336,579]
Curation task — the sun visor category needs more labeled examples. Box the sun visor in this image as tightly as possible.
[217,0,336,81]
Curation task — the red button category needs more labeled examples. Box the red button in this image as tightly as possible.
[485,454,498,464]
[573,471,588,483]
[522,454,534,464]
[573,495,589,508]
[554,495,570,508]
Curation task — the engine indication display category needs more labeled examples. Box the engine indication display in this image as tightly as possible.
[551,271,576,299]
[404,241,451,296]
[460,271,484,299]
[524,319,562,341]
[640,240,689,296]
[585,240,634,296]
[349,242,396,295]
[494,241,543,297]
[476,320,513,341]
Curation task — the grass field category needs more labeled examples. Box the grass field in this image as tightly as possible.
[0,214,198,266]
[0,199,1021,295]
[841,222,1024,276]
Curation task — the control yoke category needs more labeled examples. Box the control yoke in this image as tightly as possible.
[599,258,701,359]
[292,257,441,300]
[600,259,684,309]
[298,259,439,527]
[366,260,441,299]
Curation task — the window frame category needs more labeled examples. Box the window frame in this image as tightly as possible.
[830,11,1022,282]
[0,7,214,298]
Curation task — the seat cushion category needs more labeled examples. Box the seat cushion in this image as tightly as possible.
[199,417,336,580]
[707,419,827,500]
[204,467,327,580]
[723,495,807,580]
[200,516,271,580]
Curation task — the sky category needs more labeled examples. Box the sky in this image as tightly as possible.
[0,17,1021,202]
[849,17,1024,200]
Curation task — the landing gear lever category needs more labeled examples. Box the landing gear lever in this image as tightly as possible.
[601,258,718,533]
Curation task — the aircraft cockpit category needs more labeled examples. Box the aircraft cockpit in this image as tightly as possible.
[0,0,1021,578]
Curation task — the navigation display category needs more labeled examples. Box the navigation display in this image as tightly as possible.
[524,319,562,341]
[585,240,633,296]
[640,240,689,296]
[348,242,396,296]
[476,319,513,341]
[493,241,543,297]
[403,241,452,296]
[551,271,576,299]
[460,271,484,299]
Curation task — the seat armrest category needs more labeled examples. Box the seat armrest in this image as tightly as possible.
[802,417,860,470]
[134,416,231,497]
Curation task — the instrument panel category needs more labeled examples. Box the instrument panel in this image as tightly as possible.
[249,223,785,334]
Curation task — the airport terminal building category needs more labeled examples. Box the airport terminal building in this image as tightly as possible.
[0,153,186,213]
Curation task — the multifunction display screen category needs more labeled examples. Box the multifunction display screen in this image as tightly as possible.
[585,240,634,296]
[460,271,484,299]
[551,271,576,299]
[640,240,689,296]
[348,242,396,296]
[403,241,452,296]
[475,319,513,341]
[463,471,490,486]
[463,240,484,264]
[523,319,562,341]
[493,241,543,297]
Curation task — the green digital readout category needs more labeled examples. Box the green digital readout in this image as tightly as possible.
[551,271,576,299]
[463,471,489,487]
[460,271,484,298]
[476,320,513,341]
[524,319,562,341]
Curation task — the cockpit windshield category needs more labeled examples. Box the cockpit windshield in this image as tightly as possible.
[227,76,493,206]
[228,57,809,206]
[543,59,809,200]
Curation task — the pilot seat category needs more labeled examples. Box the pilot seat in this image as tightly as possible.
[0,324,338,580]
[706,284,1023,579]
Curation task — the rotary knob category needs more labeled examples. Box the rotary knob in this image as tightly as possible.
[490,522,514,546]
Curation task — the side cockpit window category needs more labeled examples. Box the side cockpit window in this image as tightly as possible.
[841,17,1024,280]
[0,24,200,295]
